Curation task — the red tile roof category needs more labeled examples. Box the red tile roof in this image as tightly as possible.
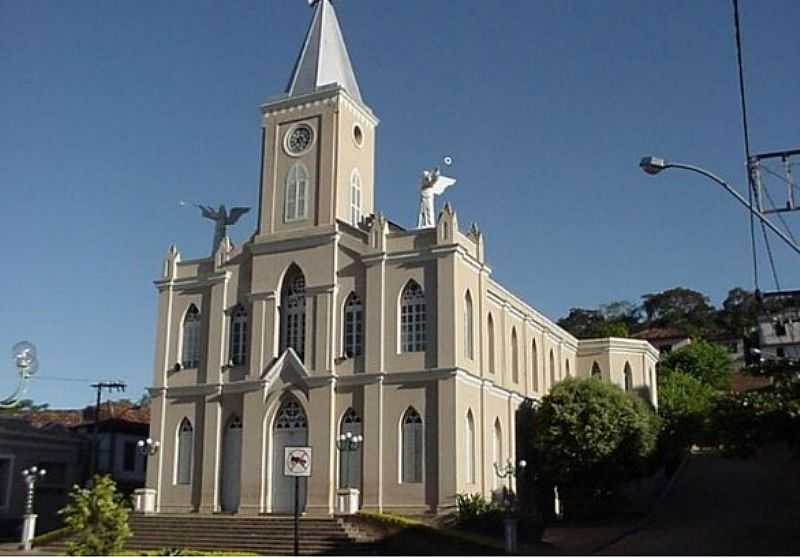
[20,401,150,429]
[632,327,691,341]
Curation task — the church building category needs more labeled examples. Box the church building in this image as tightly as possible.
[143,0,659,516]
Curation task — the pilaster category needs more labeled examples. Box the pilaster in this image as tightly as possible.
[306,379,336,515]
[361,378,384,511]
[199,392,223,513]
[239,386,268,514]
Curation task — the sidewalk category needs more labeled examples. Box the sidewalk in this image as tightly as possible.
[0,542,54,556]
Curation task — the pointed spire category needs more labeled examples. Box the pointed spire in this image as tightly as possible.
[286,0,363,103]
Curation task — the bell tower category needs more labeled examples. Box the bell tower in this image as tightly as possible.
[256,0,379,238]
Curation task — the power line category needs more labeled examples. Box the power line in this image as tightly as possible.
[733,0,761,293]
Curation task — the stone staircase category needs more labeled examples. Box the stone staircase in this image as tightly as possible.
[45,514,376,555]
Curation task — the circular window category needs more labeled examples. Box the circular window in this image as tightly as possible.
[285,124,315,156]
[353,124,364,147]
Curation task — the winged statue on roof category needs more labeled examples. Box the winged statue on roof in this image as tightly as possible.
[417,167,457,228]
[196,204,250,254]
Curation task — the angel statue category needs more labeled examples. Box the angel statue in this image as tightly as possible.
[196,204,250,254]
[417,168,456,228]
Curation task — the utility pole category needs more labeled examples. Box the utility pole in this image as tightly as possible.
[88,381,127,479]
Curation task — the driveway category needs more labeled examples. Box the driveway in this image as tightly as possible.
[597,446,800,555]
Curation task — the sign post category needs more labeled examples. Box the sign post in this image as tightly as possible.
[284,446,312,556]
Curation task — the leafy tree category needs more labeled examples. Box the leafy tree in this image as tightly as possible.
[557,308,606,338]
[59,475,131,556]
[657,371,717,473]
[599,300,642,330]
[641,287,716,335]
[713,359,800,457]
[528,378,659,517]
[659,340,731,390]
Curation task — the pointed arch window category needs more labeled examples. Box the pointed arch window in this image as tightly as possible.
[343,292,363,358]
[181,304,201,369]
[492,419,503,490]
[401,408,423,483]
[511,328,519,383]
[229,304,248,366]
[285,163,309,222]
[350,169,362,226]
[176,418,193,485]
[465,410,475,484]
[624,362,633,392]
[338,408,362,489]
[549,349,556,388]
[488,313,496,374]
[592,361,602,379]
[464,291,474,360]
[400,281,426,353]
[281,267,306,361]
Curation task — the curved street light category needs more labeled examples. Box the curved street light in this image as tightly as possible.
[1,341,40,409]
[639,156,800,257]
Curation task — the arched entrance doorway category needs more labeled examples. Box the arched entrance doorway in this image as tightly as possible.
[271,397,308,513]
[221,415,243,512]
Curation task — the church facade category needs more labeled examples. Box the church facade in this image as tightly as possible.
[144,0,658,516]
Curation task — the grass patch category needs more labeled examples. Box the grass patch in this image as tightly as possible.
[117,550,258,556]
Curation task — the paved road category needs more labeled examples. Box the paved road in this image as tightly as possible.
[598,447,800,555]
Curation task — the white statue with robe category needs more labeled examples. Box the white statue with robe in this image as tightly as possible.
[417,167,456,228]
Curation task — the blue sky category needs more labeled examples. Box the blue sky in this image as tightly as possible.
[2,0,799,408]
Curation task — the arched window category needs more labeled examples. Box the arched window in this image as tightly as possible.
[181,304,201,369]
[400,281,426,353]
[343,292,363,358]
[511,328,519,383]
[176,418,193,485]
[565,359,571,378]
[624,362,633,392]
[531,339,539,391]
[549,350,556,387]
[464,291,474,360]
[281,266,306,361]
[339,408,362,489]
[591,361,602,379]
[465,410,475,484]
[229,304,248,366]
[488,313,496,374]
[493,419,503,490]
[401,407,423,483]
[350,169,362,226]
[285,163,308,222]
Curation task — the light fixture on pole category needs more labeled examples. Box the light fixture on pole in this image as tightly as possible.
[335,432,363,489]
[19,466,46,551]
[1,341,39,409]
[493,458,527,555]
[137,438,160,456]
[639,156,800,257]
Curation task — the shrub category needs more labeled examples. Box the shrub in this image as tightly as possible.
[660,340,731,390]
[530,377,660,518]
[59,475,131,556]
[657,370,718,472]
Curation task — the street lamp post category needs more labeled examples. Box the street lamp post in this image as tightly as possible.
[493,459,527,555]
[1,341,39,409]
[335,432,363,514]
[20,466,46,551]
[639,156,800,257]
[133,439,159,514]
[136,438,160,456]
